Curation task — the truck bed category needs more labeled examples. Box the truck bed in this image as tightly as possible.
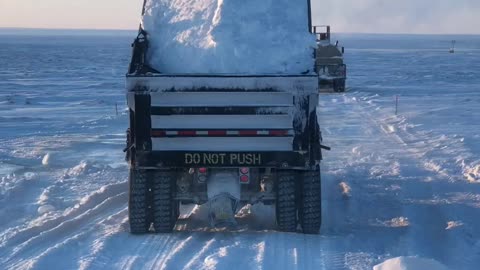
[126,74,320,169]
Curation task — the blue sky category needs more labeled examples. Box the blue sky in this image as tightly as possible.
[0,0,479,34]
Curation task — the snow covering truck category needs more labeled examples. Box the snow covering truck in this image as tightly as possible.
[125,0,327,234]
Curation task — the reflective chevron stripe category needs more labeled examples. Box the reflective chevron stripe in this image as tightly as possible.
[151,130,294,137]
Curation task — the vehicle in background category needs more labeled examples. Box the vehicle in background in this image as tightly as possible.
[313,25,347,92]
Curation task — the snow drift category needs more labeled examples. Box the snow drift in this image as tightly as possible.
[141,0,316,74]
[374,257,449,270]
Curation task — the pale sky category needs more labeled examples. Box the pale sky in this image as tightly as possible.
[0,0,479,34]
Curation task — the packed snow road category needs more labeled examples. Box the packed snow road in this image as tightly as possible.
[2,92,480,270]
[1,33,480,269]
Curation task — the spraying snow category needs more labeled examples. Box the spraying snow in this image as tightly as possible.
[141,0,316,74]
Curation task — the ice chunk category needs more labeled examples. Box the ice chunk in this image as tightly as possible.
[42,153,51,166]
[37,204,56,215]
[63,160,107,178]
[142,0,316,74]
[339,182,351,197]
[374,257,449,270]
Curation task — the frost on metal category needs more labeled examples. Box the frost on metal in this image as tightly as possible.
[126,76,319,94]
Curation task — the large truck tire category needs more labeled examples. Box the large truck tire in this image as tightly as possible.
[152,170,177,233]
[276,170,297,232]
[333,79,346,92]
[299,166,322,234]
[128,169,151,234]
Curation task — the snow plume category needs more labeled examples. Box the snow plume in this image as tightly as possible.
[142,0,316,74]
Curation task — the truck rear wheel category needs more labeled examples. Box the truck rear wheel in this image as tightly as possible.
[299,166,322,234]
[128,169,151,234]
[333,79,346,92]
[276,171,297,232]
[152,170,177,233]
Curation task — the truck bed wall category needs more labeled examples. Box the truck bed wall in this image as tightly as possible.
[126,75,321,169]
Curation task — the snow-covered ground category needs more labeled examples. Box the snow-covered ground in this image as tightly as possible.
[1,32,480,269]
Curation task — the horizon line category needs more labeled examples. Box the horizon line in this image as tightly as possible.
[0,27,479,36]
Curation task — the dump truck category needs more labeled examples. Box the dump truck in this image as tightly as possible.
[313,25,347,92]
[125,0,328,234]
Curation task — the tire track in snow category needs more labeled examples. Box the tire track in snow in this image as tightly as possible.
[78,209,129,270]
[12,208,127,270]
[261,233,299,270]
[11,230,92,270]
[195,233,271,270]
[0,182,127,269]
[321,94,408,235]
[180,233,266,270]
[335,93,480,269]
[3,193,127,269]
[155,234,219,270]
[320,93,449,268]
[88,208,273,270]
[85,232,169,270]
[93,234,198,270]
[182,238,216,270]
[143,236,182,270]
[0,181,126,250]
[254,241,265,270]
[259,233,350,270]
[155,235,196,270]
[367,93,478,184]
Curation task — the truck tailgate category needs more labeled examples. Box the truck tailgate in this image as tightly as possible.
[126,75,319,167]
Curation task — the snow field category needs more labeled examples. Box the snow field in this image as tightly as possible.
[2,33,480,269]
[3,90,480,269]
